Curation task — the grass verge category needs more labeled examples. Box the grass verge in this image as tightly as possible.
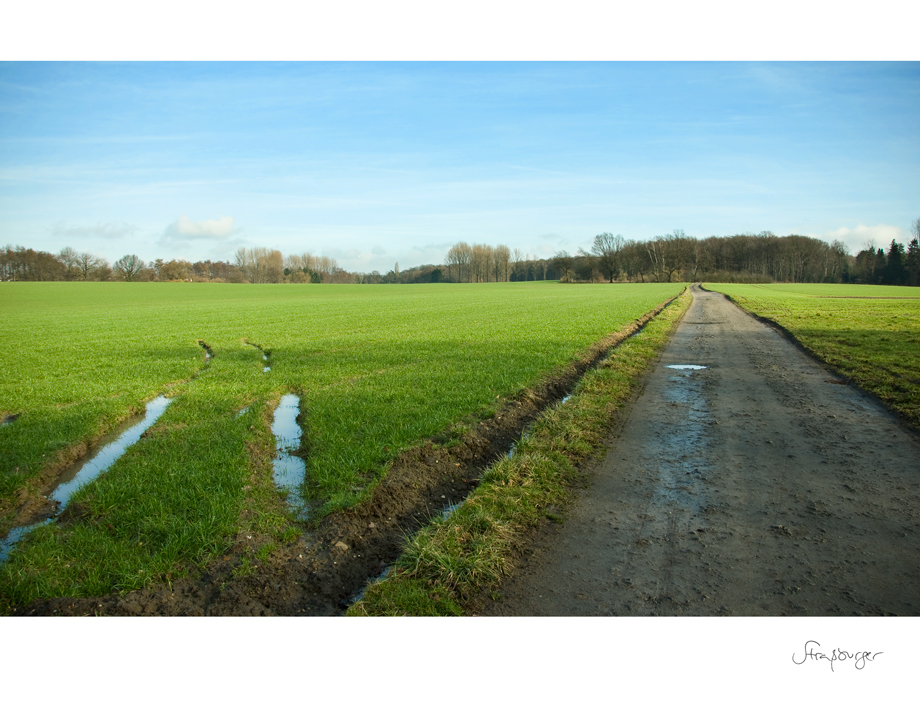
[347,288,692,616]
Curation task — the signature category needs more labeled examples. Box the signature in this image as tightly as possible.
[792,640,883,671]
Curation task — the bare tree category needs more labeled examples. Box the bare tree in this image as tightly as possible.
[113,254,146,281]
[76,252,107,281]
[589,233,623,283]
[553,250,574,282]
[58,246,80,279]
[470,243,492,283]
[510,247,524,280]
[493,244,511,282]
[445,242,472,282]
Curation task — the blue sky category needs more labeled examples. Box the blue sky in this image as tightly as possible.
[1,61,918,273]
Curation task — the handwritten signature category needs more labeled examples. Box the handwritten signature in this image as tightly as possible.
[792,640,883,671]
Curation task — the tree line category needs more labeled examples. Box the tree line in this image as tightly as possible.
[0,245,352,284]
[3,219,919,285]
[438,227,920,286]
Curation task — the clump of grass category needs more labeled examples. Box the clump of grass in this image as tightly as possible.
[349,289,692,616]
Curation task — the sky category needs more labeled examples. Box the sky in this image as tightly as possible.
[1,60,918,274]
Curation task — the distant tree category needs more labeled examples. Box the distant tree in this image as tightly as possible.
[160,259,192,281]
[884,240,907,285]
[510,247,525,281]
[76,252,108,281]
[589,233,623,282]
[907,239,920,286]
[646,233,685,282]
[58,246,80,279]
[553,250,574,282]
[874,247,887,284]
[907,218,920,286]
[492,244,511,282]
[113,254,146,281]
[470,244,492,283]
[1,245,65,281]
[445,242,472,282]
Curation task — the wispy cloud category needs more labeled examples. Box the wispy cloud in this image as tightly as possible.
[52,221,137,239]
[163,215,237,240]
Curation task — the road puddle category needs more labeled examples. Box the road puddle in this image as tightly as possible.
[667,365,707,370]
[271,394,308,518]
[651,371,711,514]
[0,395,173,563]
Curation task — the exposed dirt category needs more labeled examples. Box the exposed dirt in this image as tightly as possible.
[481,285,920,616]
[10,300,677,616]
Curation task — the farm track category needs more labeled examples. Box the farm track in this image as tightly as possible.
[12,296,681,616]
[481,285,920,616]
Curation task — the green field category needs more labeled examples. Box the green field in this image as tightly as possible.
[0,281,681,606]
[705,283,920,430]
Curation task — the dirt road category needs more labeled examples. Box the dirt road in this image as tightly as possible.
[483,285,920,616]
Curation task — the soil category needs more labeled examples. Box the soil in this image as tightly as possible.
[481,285,920,616]
[10,301,674,616]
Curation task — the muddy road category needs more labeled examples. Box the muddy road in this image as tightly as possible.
[483,285,920,616]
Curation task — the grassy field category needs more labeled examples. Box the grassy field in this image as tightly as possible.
[705,283,920,431]
[0,281,682,607]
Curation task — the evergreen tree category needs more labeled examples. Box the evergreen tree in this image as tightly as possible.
[885,240,907,285]
[906,239,920,286]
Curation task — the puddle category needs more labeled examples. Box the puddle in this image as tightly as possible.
[0,395,173,563]
[245,341,271,373]
[440,501,463,520]
[350,565,392,605]
[0,521,50,563]
[271,394,308,518]
[650,370,711,513]
[49,396,174,507]
[667,365,707,370]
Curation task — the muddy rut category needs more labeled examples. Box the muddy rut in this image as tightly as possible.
[483,285,920,616]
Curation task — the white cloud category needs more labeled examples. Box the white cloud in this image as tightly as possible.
[817,223,909,254]
[163,215,236,239]
[52,221,137,239]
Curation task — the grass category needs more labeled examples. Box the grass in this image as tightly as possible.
[0,281,683,609]
[704,283,920,432]
[348,288,692,616]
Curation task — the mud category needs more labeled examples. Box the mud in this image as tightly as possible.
[10,299,679,616]
[481,285,920,616]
